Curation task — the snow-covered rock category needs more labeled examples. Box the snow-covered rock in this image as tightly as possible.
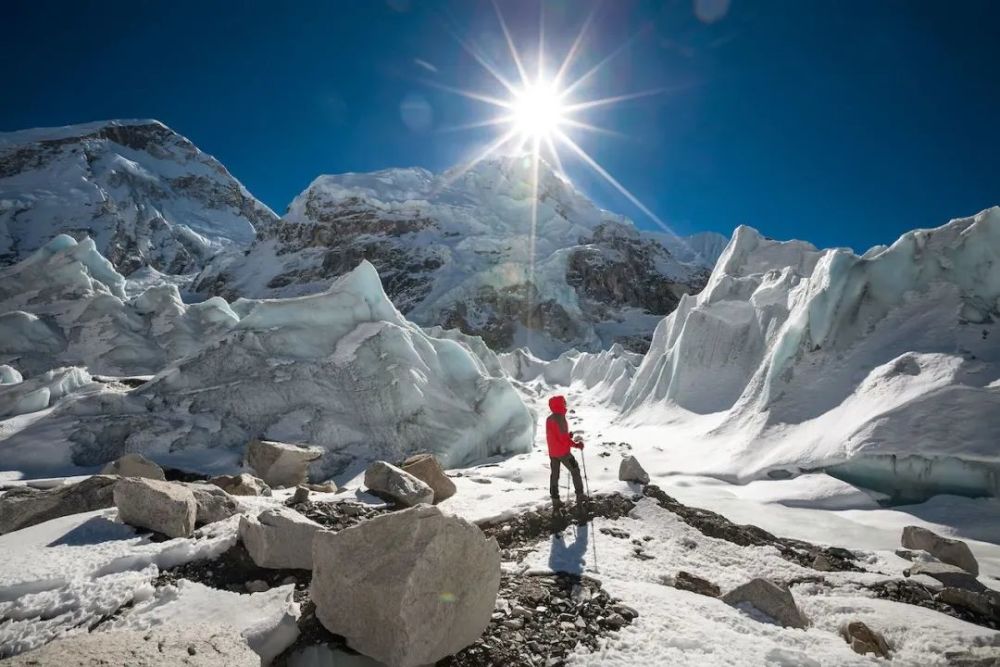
[310,504,500,667]
[195,156,711,357]
[245,438,323,489]
[239,507,323,570]
[113,477,197,538]
[624,208,1000,500]
[0,476,117,534]
[902,525,979,575]
[364,461,435,507]
[0,119,276,274]
[100,453,165,480]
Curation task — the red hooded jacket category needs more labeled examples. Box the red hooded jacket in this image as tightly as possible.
[545,395,575,458]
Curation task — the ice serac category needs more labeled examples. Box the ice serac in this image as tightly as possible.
[195,156,712,357]
[500,344,642,405]
[0,119,277,274]
[625,208,1000,501]
[38,261,533,478]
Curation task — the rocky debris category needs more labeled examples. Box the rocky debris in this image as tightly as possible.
[722,578,809,629]
[905,561,985,592]
[840,621,891,659]
[1,624,258,666]
[643,485,863,572]
[936,587,1000,622]
[311,504,500,667]
[945,646,1000,666]
[289,486,310,505]
[400,453,457,503]
[303,481,338,493]
[99,453,165,480]
[363,460,434,507]
[245,438,323,489]
[671,571,722,598]
[618,455,650,484]
[0,475,117,534]
[240,507,324,570]
[245,579,271,593]
[183,482,239,526]
[210,473,272,497]
[869,578,999,630]
[114,477,197,538]
[296,500,394,532]
[159,541,310,596]
[902,525,979,575]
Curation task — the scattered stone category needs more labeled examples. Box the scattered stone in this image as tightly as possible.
[99,453,166,480]
[311,504,500,667]
[240,507,323,570]
[0,475,117,534]
[673,571,721,598]
[2,625,258,666]
[363,460,434,507]
[840,621,891,658]
[304,481,338,493]
[114,477,197,538]
[936,587,1000,620]
[210,473,272,497]
[290,486,310,505]
[245,437,323,488]
[245,579,270,593]
[400,453,457,503]
[722,578,809,629]
[906,561,985,592]
[183,482,239,525]
[618,455,650,484]
[902,525,979,575]
[299,500,394,533]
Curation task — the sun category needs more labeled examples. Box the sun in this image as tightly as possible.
[511,80,566,142]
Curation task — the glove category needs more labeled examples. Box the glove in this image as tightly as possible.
[573,439,584,450]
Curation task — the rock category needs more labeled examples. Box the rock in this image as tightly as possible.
[245,437,323,488]
[364,460,435,507]
[812,554,835,572]
[183,482,239,525]
[240,506,323,570]
[99,453,166,480]
[906,561,985,592]
[245,579,270,593]
[902,525,979,575]
[840,621,891,659]
[400,453,457,503]
[936,587,1000,618]
[311,504,500,667]
[673,571,721,597]
[618,455,650,484]
[210,473,272,497]
[114,477,197,538]
[722,578,809,629]
[945,646,1000,666]
[305,481,338,493]
[290,485,310,504]
[0,475,117,534]
[2,625,258,666]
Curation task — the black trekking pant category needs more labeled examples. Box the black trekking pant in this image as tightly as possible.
[550,454,584,499]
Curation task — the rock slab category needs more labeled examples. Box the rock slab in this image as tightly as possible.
[99,452,166,480]
[240,506,323,570]
[210,473,272,497]
[906,561,984,592]
[364,460,435,506]
[311,504,501,667]
[245,437,323,488]
[722,578,809,629]
[618,455,650,484]
[902,525,979,575]
[114,477,197,538]
[0,476,117,534]
[401,453,457,503]
[184,482,239,525]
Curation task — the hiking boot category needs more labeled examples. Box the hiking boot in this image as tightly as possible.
[551,496,564,510]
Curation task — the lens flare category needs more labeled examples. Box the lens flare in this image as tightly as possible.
[511,81,565,141]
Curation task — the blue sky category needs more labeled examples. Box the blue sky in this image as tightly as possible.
[3,0,997,252]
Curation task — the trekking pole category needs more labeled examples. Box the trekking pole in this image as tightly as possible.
[581,448,591,497]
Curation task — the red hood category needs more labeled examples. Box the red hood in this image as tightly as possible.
[548,395,567,414]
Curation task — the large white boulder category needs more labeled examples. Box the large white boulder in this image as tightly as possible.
[113,477,197,538]
[240,507,323,570]
[400,453,457,503]
[100,453,166,480]
[364,461,434,507]
[902,525,979,575]
[722,578,808,629]
[245,437,323,488]
[0,476,117,534]
[311,504,500,667]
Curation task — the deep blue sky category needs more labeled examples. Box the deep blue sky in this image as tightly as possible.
[3,0,997,252]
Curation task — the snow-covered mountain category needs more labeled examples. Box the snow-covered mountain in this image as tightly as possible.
[621,207,1000,501]
[0,119,277,275]
[195,156,713,357]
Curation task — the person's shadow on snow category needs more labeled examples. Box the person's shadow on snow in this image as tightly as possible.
[548,522,589,575]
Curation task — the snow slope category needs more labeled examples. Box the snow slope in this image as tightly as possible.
[620,208,1000,499]
[0,260,534,479]
[0,119,276,274]
[195,156,711,357]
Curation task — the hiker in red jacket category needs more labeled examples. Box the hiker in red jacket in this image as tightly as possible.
[546,395,586,506]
